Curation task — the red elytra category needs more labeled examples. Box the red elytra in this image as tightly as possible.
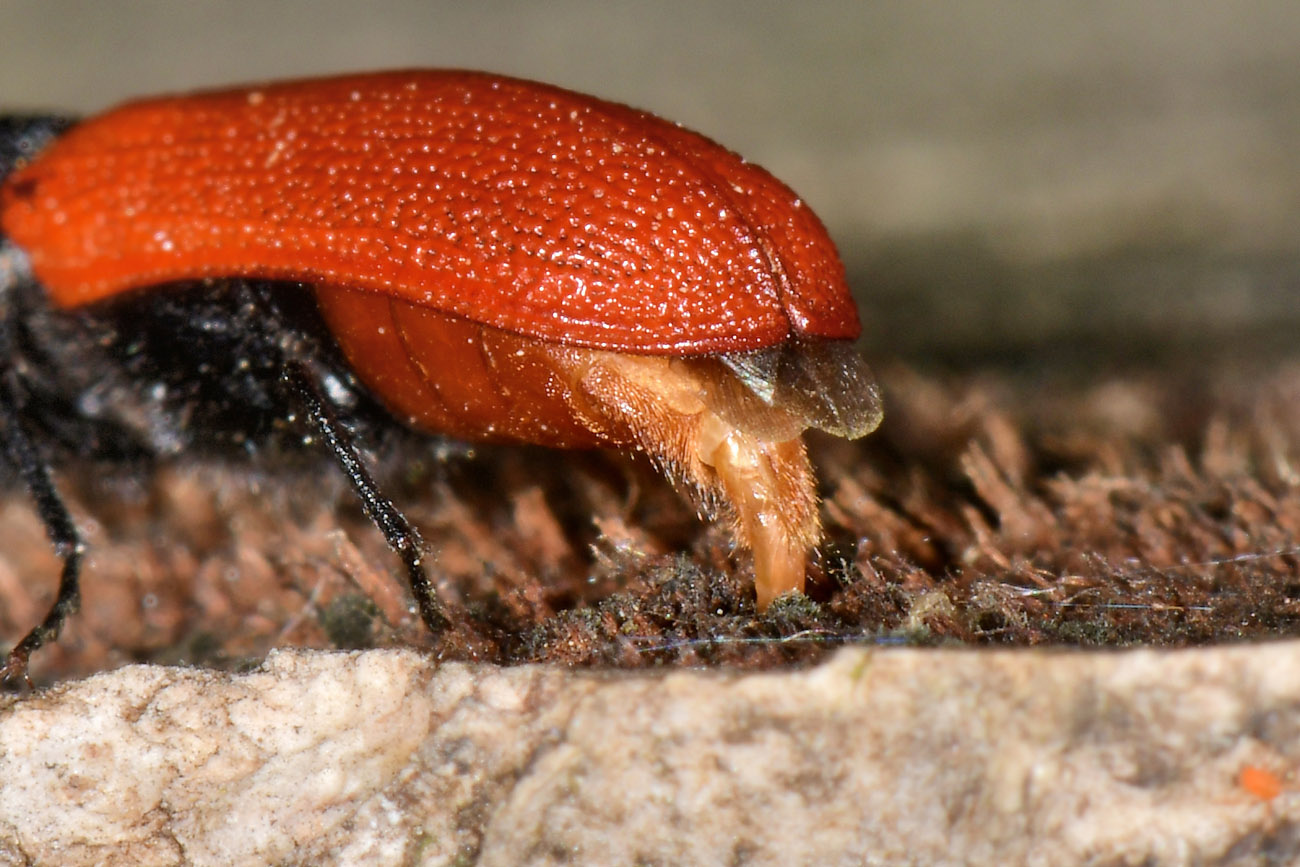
[0,69,859,355]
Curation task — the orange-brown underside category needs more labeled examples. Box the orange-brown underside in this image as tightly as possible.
[314,283,605,448]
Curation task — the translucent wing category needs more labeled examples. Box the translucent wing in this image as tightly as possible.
[713,340,882,440]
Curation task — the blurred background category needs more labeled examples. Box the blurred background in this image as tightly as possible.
[3,0,1298,367]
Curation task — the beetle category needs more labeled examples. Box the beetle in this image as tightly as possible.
[0,70,881,679]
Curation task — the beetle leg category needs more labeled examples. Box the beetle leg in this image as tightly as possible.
[0,374,84,687]
[281,360,450,634]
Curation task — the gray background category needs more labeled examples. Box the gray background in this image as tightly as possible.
[3,1,1298,362]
